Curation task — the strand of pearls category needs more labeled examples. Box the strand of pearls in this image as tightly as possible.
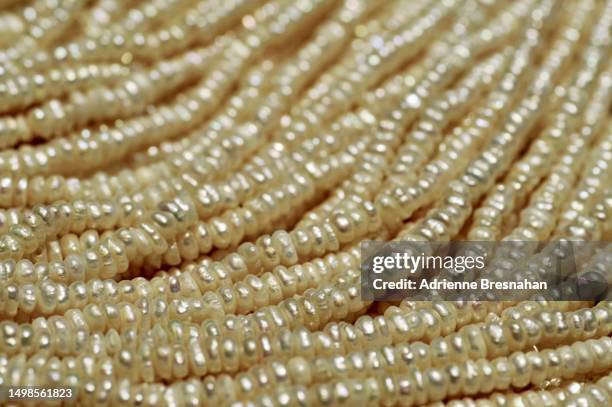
[0,61,130,113]
[1,300,609,400]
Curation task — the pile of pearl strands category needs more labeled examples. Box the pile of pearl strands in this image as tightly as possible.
[0,0,611,405]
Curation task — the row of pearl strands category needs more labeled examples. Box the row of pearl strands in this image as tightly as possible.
[0,0,436,207]
[0,11,544,326]
[17,30,512,270]
[1,1,612,406]
[0,0,258,73]
[1,298,608,388]
[0,0,344,255]
[0,0,464,286]
[0,1,604,322]
[464,0,609,240]
[0,0,340,178]
[0,0,408,210]
[4,317,609,405]
[0,0,383,194]
[0,48,516,338]
[0,6,588,364]
[0,0,394,280]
